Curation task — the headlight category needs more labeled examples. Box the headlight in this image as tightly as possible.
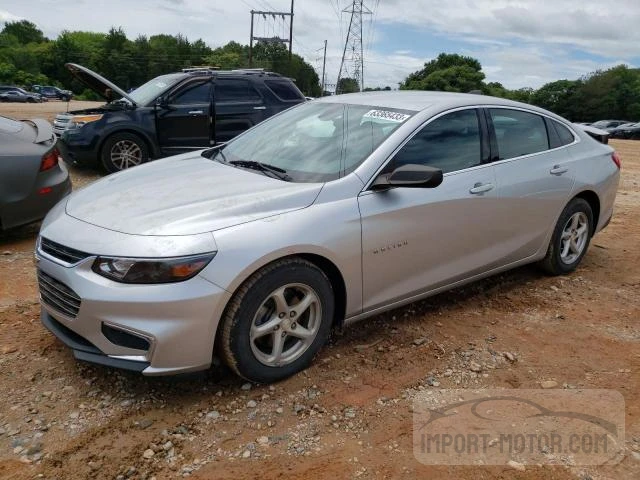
[91,253,216,284]
[68,114,103,129]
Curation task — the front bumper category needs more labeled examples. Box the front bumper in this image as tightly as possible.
[57,130,101,167]
[36,236,230,376]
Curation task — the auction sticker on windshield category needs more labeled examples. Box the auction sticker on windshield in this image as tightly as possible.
[363,110,411,123]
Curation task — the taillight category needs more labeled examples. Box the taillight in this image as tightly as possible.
[40,148,59,172]
[612,152,622,169]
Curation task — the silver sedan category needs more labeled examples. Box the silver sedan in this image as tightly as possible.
[36,92,620,382]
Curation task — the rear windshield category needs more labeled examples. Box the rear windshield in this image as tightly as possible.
[264,80,304,101]
[0,116,23,134]
[128,73,186,105]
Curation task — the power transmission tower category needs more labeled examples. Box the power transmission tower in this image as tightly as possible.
[336,0,371,94]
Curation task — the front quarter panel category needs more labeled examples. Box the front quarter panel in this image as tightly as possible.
[201,175,364,318]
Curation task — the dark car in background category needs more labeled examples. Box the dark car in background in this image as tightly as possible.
[0,86,44,103]
[55,63,306,172]
[0,116,71,231]
[32,85,73,102]
[590,120,633,130]
[610,122,640,140]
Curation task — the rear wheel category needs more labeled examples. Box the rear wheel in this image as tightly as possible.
[219,258,334,383]
[101,132,149,173]
[539,198,593,275]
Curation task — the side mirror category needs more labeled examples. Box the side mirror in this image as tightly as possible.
[155,96,172,109]
[372,164,443,190]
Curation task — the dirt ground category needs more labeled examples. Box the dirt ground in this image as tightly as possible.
[0,103,639,480]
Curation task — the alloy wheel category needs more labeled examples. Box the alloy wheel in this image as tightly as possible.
[560,212,589,264]
[110,140,143,170]
[250,283,322,367]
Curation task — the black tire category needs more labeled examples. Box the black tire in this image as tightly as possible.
[539,198,594,275]
[219,258,334,383]
[100,132,149,173]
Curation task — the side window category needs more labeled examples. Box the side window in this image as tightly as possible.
[171,82,211,105]
[553,121,575,146]
[490,109,549,159]
[214,79,261,103]
[391,109,482,174]
[264,80,304,101]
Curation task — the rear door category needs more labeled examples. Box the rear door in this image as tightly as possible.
[489,108,576,263]
[214,78,265,143]
[156,80,212,152]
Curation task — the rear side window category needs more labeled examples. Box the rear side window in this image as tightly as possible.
[214,79,261,102]
[264,80,303,101]
[553,121,575,146]
[490,109,549,159]
[172,82,211,104]
[392,109,482,174]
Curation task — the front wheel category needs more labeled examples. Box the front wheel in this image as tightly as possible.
[101,132,149,173]
[539,198,594,275]
[219,258,334,383]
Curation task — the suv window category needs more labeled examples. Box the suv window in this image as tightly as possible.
[265,80,303,101]
[490,109,549,159]
[215,79,261,102]
[391,109,482,174]
[172,82,211,104]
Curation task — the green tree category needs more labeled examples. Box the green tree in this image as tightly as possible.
[401,53,485,92]
[1,20,46,44]
[337,77,359,94]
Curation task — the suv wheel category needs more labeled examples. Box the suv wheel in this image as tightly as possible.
[539,198,593,275]
[101,132,149,173]
[219,258,334,383]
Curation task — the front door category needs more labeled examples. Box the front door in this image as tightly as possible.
[358,108,505,312]
[214,78,266,143]
[156,80,212,153]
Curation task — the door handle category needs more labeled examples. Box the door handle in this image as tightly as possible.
[253,106,266,110]
[550,165,568,175]
[469,182,494,195]
[188,110,204,115]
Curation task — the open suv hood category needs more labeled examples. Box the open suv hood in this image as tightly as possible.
[65,63,136,105]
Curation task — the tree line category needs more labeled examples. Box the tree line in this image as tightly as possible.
[0,20,321,98]
[399,53,640,122]
[2,20,639,120]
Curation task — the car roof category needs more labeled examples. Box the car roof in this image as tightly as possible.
[314,91,564,118]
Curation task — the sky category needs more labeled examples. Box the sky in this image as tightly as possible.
[1,0,639,91]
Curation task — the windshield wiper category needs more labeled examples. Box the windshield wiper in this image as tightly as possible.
[229,160,292,182]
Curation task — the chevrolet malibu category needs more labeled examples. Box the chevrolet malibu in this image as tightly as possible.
[36,92,620,383]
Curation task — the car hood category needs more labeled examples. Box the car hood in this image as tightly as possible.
[65,63,135,105]
[65,154,323,236]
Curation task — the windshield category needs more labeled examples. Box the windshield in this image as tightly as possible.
[128,73,186,106]
[207,102,416,183]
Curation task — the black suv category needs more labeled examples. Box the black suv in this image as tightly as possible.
[56,63,306,172]
[32,85,73,101]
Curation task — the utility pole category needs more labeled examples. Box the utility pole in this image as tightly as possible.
[321,40,327,94]
[289,0,294,61]
[249,11,255,67]
[337,0,371,94]
[248,4,294,68]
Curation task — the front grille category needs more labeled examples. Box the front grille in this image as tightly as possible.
[38,270,82,319]
[40,237,91,264]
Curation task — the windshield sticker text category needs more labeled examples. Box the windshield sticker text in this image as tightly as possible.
[363,110,411,123]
